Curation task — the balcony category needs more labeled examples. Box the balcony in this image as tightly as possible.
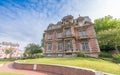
[78,35,89,39]
[65,33,74,38]
[65,50,73,53]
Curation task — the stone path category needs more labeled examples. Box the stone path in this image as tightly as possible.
[0,62,57,75]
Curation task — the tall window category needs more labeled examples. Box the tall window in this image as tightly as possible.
[57,31,62,38]
[48,43,52,50]
[48,33,53,39]
[65,41,72,51]
[58,42,62,50]
[81,42,89,50]
[79,21,85,26]
[79,31,87,37]
[74,19,78,25]
[65,28,71,37]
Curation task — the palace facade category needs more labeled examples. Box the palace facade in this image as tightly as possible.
[44,15,100,57]
[0,42,23,58]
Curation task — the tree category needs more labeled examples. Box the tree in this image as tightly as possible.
[41,33,45,47]
[97,28,120,53]
[4,48,13,58]
[94,15,120,53]
[94,15,120,33]
[24,43,42,58]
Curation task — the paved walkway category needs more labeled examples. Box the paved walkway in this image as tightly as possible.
[0,63,57,75]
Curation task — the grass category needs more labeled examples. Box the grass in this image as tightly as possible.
[0,72,25,75]
[18,57,120,75]
[0,58,18,64]
[0,61,11,64]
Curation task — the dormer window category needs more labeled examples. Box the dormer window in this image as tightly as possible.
[79,21,84,26]
[65,20,69,24]
[74,19,78,25]
[48,26,52,30]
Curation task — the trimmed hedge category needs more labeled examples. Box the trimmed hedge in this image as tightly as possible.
[76,52,85,57]
[99,52,112,58]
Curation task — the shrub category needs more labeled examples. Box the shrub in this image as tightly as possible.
[100,45,115,52]
[34,53,44,58]
[112,54,120,63]
[99,52,112,58]
[76,52,85,57]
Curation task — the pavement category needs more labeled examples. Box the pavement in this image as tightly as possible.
[0,63,57,75]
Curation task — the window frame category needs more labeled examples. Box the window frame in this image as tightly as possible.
[57,31,62,38]
[79,31,87,37]
[57,41,63,51]
[65,40,72,51]
[81,41,89,50]
[47,43,52,51]
[65,28,71,37]
[48,33,53,40]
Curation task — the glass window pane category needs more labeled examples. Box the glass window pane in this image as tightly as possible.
[81,42,89,50]
[48,43,52,50]
[58,42,62,50]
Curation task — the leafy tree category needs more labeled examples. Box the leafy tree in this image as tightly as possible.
[41,33,45,47]
[24,43,42,58]
[97,28,120,53]
[4,48,13,58]
[94,15,120,53]
[94,15,120,33]
[4,49,12,55]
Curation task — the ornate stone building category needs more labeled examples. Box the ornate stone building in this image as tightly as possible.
[44,15,100,57]
[0,42,23,58]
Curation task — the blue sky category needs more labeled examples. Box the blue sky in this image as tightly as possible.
[0,0,120,50]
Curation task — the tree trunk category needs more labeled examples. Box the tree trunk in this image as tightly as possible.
[115,45,119,54]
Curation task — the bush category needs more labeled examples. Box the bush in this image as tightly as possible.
[21,53,44,59]
[76,52,85,57]
[112,54,120,63]
[34,53,44,58]
[99,52,112,58]
[100,45,115,52]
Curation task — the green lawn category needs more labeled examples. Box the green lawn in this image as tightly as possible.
[18,57,120,75]
[0,61,11,64]
[0,72,25,75]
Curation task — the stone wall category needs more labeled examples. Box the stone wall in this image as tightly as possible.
[13,62,113,75]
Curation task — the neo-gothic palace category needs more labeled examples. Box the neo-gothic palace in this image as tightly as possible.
[44,15,100,57]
